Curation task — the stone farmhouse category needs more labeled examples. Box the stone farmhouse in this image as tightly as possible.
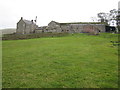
[16,18,106,34]
[16,17,38,34]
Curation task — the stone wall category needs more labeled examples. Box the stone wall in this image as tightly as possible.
[16,20,25,34]
[69,24,84,33]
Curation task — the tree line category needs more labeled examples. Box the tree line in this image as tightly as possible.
[97,9,120,32]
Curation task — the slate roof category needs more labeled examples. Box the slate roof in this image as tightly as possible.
[23,20,35,25]
[50,21,60,25]
[52,21,105,25]
[59,22,104,25]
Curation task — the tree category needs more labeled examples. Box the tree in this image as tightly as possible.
[109,9,118,26]
[116,8,120,32]
[97,9,118,26]
[97,12,109,24]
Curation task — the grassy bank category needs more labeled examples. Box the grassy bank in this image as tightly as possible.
[2,33,118,88]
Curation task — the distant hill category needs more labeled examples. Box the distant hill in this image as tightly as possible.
[0,28,16,34]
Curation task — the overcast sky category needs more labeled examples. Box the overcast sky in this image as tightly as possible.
[0,0,119,29]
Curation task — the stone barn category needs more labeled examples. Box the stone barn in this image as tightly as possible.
[47,21,106,34]
[16,17,38,34]
[47,21,62,33]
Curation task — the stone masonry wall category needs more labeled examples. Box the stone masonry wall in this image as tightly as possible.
[35,21,106,34]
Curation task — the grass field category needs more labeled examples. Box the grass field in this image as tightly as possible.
[2,33,118,88]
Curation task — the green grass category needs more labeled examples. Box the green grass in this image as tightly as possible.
[2,33,118,88]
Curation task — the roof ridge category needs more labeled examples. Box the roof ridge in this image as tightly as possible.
[23,19,35,24]
[51,21,103,25]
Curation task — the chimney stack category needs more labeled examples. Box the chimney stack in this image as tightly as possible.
[21,17,23,20]
[31,20,33,23]
[34,16,37,24]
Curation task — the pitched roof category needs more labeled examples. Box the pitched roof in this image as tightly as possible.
[50,21,60,25]
[50,21,105,25]
[23,20,35,25]
[59,22,105,25]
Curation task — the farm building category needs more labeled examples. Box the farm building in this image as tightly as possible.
[43,21,106,34]
[16,17,106,34]
[16,17,38,34]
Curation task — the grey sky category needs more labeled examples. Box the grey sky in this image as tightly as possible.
[118,1,120,9]
[0,0,119,29]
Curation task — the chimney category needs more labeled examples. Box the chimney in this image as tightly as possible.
[31,20,33,23]
[21,17,23,20]
[34,16,37,24]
